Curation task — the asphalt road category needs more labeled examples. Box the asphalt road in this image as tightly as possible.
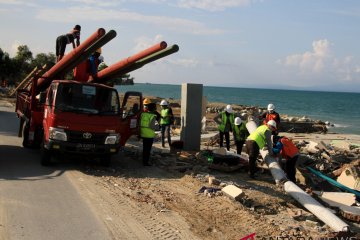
[0,101,112,240]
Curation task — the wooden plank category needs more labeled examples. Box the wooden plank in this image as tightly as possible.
[9,66,38,96]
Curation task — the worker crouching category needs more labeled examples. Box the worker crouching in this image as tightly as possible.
[272,136,299,182]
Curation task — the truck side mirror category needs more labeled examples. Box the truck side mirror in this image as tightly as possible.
[39,91,47,104]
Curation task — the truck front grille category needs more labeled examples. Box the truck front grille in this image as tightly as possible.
[66,130,107,144]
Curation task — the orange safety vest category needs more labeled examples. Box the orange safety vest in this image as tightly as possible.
[280,137,299,159]
[263,113,280,126]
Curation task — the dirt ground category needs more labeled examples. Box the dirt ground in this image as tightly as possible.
[63,130,360,239]
[2,95,359,239]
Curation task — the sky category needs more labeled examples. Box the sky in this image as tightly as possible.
[1,0,360,92]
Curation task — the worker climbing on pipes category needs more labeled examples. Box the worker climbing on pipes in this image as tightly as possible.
[56,24,81,62]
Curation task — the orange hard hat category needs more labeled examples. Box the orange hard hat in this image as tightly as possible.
[143,98,151,105]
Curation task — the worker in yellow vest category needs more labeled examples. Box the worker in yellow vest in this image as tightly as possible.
[245,120,277,178]
[233,117,249,154]
[140,98,159,166]
[214,105,235,151]
[159,99,174,148]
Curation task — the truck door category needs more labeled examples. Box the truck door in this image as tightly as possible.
[43,84,56,143]
[120,91,142,141]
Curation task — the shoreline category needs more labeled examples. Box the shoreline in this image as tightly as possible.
[141,95,353,136]
[1,93,359,139]
[115,83,360,135]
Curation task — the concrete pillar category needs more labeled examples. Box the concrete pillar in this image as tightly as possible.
[202,96,207,118]
[180,83,203,151]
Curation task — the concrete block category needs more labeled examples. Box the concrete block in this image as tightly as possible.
[212,148,227,155]
[221,184,245,201]
[304,141,319,154]
[331,140,352,150]
[319,192,356,207]
[339,205,360,222]
[337,167,360,191]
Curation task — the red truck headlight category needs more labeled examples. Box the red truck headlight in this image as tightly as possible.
[105,134,120,145]
[49,127,67,141]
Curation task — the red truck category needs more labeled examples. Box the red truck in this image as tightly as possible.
[17,80,141,166]
[15,28,178,166]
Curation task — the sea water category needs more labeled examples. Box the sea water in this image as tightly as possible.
[115,83,360,135]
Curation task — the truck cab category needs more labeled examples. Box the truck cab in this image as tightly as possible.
[40,80,141,166]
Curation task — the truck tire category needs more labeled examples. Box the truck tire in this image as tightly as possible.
[41,144,52,166]
[22,121,30,148]
[100,154,111,167]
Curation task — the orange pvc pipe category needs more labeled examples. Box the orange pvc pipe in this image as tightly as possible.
[90,41,167,83]
[36,28,106,93]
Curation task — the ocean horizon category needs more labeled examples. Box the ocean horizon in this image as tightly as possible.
[115,83,360,135]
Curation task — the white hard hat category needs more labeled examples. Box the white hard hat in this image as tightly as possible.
[234,117,242,125]
[160,99,168,106]
[267,103,275,111]
[225,105,232,113]
[267,120,277,129]
[98,55,104,62]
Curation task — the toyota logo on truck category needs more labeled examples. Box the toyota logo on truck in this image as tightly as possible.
[83,132,92,139]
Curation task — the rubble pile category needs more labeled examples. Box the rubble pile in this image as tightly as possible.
[297,140,360,175]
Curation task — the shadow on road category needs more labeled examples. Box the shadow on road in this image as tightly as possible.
[0,145,65,181]
[0,109,19,137]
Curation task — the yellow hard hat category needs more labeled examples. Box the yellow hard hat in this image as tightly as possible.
[143,98,151,105]
[95,48,102,54]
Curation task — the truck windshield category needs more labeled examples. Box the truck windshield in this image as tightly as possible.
[55,83,120,115]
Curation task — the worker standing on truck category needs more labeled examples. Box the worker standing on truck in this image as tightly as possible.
[89,48,102,77]
[233,117,249,155]
[56,24,81,62]
[214,105,234,151]
[140,98,158,166]
[159,99,174,148]
[272,135,299,182]
[245,120,277,179]
[73,48,102,82]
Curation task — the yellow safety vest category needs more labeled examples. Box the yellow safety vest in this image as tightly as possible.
[218,112,234,132]
[248,125,269,149]
[233,122,248,141]
[140,112,156,138]
[160,108,171,125]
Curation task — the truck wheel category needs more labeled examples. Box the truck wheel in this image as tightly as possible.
[22,122,30,148]
[100,155,111,167]
[41,145,52,166]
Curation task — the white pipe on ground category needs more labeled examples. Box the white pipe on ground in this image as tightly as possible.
[246,121,349,232]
